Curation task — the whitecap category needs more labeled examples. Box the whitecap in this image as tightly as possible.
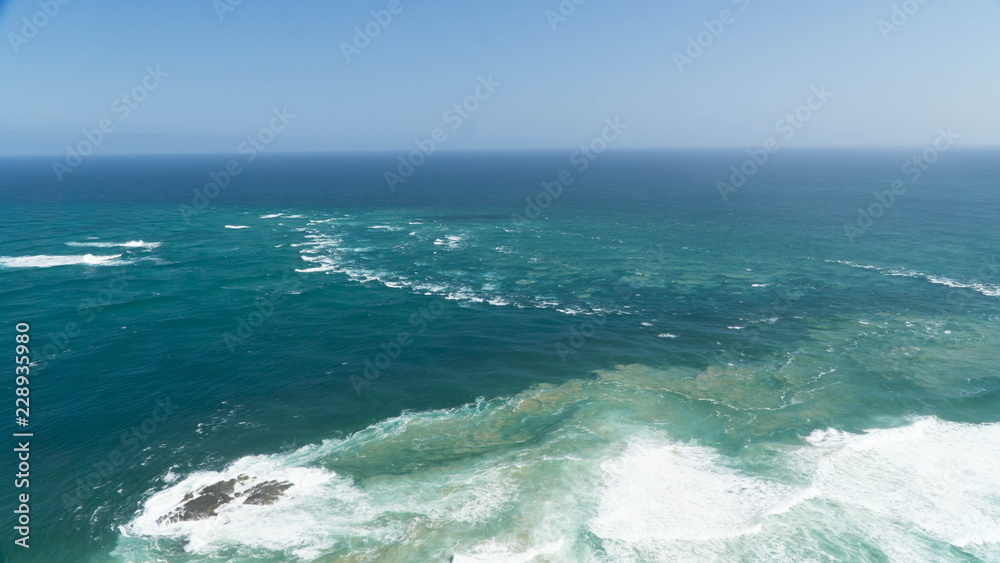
[66,240,161,251]
[114,369,1000,563]
[828,260,1000,297]
[591,440,792,546]
[121,455,344,559]
[0,254,125,268]
[433,235,464,249]
[453,540,566,562]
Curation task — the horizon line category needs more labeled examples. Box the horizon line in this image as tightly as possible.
[3,144,999,159]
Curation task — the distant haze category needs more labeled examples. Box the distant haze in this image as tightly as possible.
[1,0,998,155]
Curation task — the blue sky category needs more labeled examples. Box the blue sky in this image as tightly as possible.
[1,0,998,154]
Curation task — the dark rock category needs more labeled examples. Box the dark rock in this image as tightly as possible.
[242,480,293,506]
[159,479,237,524]
[157,477,294,525]
[200,479,237,497]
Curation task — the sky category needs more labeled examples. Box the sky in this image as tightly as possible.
[1,0,998,155]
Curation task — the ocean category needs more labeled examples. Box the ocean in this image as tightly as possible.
[1,149,998,562]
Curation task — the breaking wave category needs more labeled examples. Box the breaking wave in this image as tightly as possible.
[0,254,126,269]
[829,260,1000,297]
[113,365,1000,562]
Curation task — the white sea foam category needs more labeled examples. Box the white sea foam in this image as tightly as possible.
[122,455,346,559]
[225,225,250,229]
[66,240,161,251]
[445,288,485,303]
[115,371,1000,563]
[591,417,1000,561]
[291,227,590,313]
[590,440,792,546]
[260,214,284,219]
[452,540,566,562]
[162,467,180,484]
[798,418,1000,553]
[434,235,464,249]
[0,254,125,268]
[830,260,1000,297]
[117,419,521,560]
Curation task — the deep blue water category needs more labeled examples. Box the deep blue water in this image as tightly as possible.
[1,150,999,562]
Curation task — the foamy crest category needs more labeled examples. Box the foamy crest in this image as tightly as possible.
[0,254,125,268]
[452,540,566,562]
[799,417,1000,551]
[433,234,464,249]
[291,224,621,315]
[830,260,1000,297]
[66,240,161,250]
[117,430,522,560]
[120,454,353,560]
[590,440,793,549]
[115,371,1000,563]
[590,418,1000,561]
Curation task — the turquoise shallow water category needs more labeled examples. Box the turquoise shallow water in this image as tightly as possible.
[1,151,999,562]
